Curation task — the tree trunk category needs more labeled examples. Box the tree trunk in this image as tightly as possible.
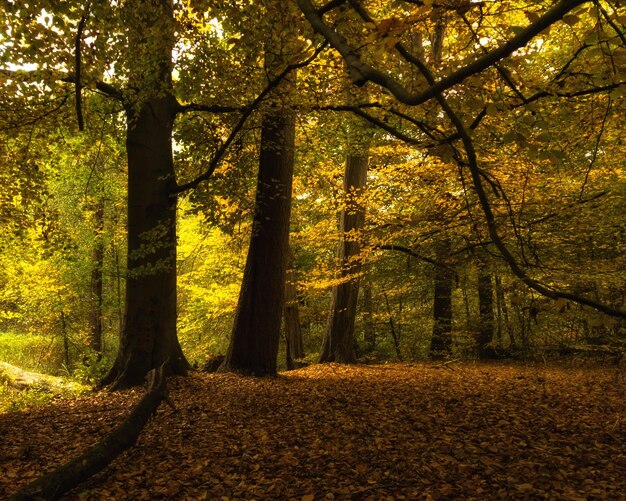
[102,95,188,389]
[102,0,188,389]
[362,283,376,353]
[284,246,304,360]
[319,153,368,363]
[430,239,453,359]
[88,198,104,354]
[220,109,296,376]
[383,291,403,361]
[495,274,516,350]
[477,261,496,359]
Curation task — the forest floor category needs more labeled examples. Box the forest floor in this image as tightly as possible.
[0,362,625,500]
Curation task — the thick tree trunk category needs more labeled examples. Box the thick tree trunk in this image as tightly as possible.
[102,0,188,389]
[284,247,304,360]
[220,109,296,376]
[102,95,188,389]
[430,239,453,359]
[88,198,104,353]
[319,153,368,363]
[477,261,496,359]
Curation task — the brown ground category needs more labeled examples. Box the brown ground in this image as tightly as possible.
[1,362,624,500]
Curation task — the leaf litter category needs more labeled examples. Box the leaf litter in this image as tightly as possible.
[0,362,624,500]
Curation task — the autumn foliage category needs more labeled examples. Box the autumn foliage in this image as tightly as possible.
[1,363,624,499]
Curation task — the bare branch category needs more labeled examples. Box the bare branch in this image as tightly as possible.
[594,0,626,45]
[0,94,71,131]
[579,98,612,200]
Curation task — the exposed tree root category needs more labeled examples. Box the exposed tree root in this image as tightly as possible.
[10,364,174,501]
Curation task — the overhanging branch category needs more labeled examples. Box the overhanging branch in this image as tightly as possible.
[172,42,327,195]
[295,0,590,105]
[416,57,626,319]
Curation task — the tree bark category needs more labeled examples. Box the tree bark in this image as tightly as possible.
[430,239,453,359]
[284,247,304,360]
[220,109,296,376]
[88,198,104,353]
[319,153,368,363]
[102,95,188,389]
[101,0,188,389]
[477,261,496,359]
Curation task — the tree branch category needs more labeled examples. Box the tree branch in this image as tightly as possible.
[594,0,626,46]
[414,56,626,319]
[317,0,346,16]
[74,1,91,131]
[295,0,590,105]
[175,103,243,114]
[327,105,424,144]
[377,244,458,278]
[172,43,327,195]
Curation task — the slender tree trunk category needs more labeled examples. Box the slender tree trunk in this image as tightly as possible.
[430,239,453,359]
[220,109,296,376]
[284,246,304,360]
[383,291,403,361]
[495,274,515,350]
[61,310,70,370]
[363,283,376,353]
[319,153,368,363]
[477,261,495,359]
[88,198,104,354]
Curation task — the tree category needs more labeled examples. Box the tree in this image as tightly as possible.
[87,195,104,354]
[319,148,369,363]
[284,246,305,363]
[101,0,188,388]
[476,258,496,359]
[220,105,296,375]
[429,238,453,359]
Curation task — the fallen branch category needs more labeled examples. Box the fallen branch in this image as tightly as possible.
[0,362,86,394]
[11,364,174,501]
[431,358,461,370]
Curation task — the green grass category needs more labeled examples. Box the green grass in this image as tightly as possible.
[0,332,95,413]
[0,332,65,375]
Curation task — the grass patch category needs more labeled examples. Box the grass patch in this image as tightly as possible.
[0,332,93,413]
[0,332,64,375]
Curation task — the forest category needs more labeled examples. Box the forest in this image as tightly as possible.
[0,0,625,499]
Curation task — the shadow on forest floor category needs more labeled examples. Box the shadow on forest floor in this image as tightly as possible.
[1,362,624,500]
